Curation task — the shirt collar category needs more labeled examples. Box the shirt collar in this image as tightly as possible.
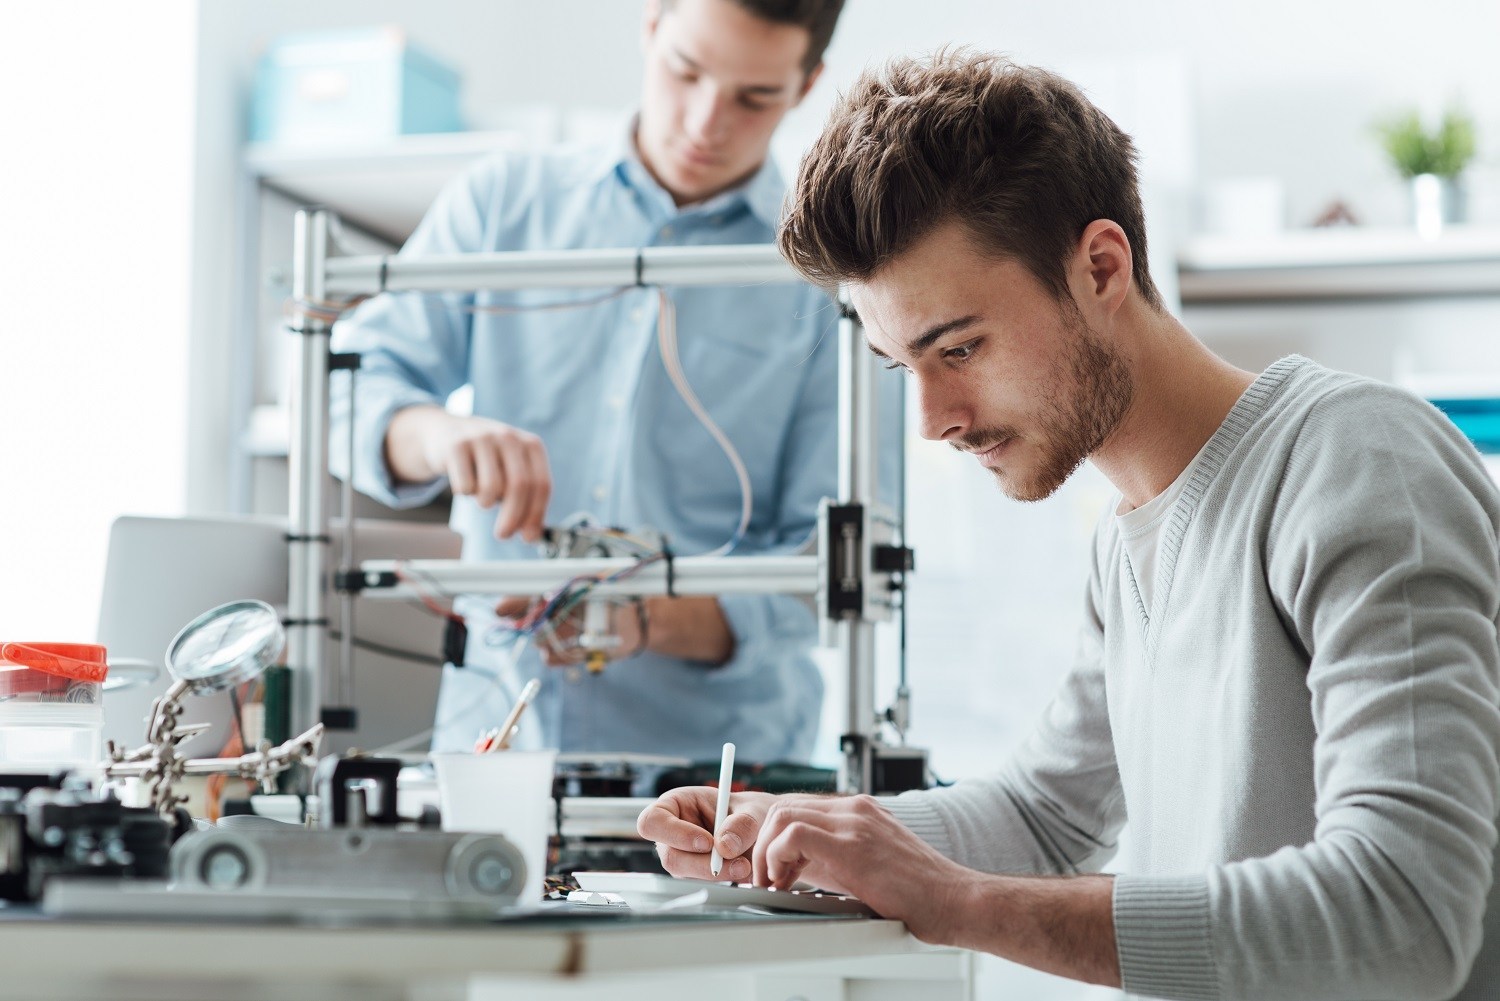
[592,115,786,230]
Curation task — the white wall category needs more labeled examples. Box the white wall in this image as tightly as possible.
[0,3,196,639]
[802,0,1500,227]
[212,0,1500,227]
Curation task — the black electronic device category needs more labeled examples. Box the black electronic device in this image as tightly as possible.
[313,754,402,827]
[0,781,173,903]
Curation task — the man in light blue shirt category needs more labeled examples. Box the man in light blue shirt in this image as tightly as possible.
[331,0,848,763]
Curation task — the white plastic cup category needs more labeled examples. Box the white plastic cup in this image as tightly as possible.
[431,750,557,904]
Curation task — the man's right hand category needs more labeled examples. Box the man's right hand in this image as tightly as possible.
[637,787,780,883]
[385,406,552,542]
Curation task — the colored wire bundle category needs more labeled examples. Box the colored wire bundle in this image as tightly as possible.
[286,294,371,326]
[516,551,663,633]
[517,517,667,640]
[393,562,466,624]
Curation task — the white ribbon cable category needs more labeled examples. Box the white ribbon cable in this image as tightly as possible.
[655,289,753,557]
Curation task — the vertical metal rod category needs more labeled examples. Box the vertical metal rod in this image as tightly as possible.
[892,371,910,738]
[836,301,876,504]
[287,208,331,739]
[837,298,879,794]
[339,367,357,709]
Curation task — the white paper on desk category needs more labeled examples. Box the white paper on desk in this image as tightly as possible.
[572,872,875,916]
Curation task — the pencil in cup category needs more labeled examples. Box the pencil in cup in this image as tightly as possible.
[473,678,542,753]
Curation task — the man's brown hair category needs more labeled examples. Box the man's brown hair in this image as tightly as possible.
[663,0,845,75]
[779,50,1164,311]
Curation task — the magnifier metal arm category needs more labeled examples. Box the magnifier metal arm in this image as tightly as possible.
[142,678,194,748]
[102,724,326,802]
[104,725,212,766]
[103,690,196,818]
[103,600,296,816]
[173,723,324,792]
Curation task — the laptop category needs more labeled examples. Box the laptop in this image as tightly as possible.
[96,515,462,757]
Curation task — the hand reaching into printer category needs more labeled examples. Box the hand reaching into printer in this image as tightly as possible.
[385,405,552,543]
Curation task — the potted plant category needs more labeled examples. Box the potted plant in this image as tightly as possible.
[1375,107,1478,237]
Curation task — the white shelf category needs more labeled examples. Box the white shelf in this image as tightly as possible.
[245,130,524,243]
[1179,225,1500,270]
[1177,225,1500,302]
[243,403,291,458]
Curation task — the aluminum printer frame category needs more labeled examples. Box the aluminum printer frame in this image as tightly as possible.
[285,207,918,794]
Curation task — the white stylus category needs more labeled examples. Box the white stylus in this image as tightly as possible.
[709,741,736,878]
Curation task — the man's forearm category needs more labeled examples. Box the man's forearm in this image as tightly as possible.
[950,873,1120,988]
[641,597,735,665]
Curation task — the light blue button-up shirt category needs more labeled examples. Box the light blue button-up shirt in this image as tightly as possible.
[330,128,841,763]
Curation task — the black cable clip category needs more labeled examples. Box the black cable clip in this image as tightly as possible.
[333,568,399,593]
[662,540,676,598]
[443,618,468,668]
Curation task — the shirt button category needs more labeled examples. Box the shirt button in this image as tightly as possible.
[660,225,675,240]
[593,485,609,502]
[608,395,625,410]
[630,308,644,322]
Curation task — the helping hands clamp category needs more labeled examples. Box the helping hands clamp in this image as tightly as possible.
[103,679,325,819]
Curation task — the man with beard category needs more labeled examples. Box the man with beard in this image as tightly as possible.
[639,51,1500,1000]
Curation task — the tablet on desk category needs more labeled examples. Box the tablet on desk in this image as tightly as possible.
[571,872,876,917]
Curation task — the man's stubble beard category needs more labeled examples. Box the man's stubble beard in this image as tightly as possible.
[996,311,1134,503]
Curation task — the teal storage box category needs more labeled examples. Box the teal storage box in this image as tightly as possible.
[1428,397,1500,453]
[250,27,464,145]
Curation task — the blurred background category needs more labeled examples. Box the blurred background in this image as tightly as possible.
[2,4,1499,995]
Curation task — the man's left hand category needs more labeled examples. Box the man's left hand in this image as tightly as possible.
[752,794,972,945]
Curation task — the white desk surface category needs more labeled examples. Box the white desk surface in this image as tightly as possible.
[0,911,969,1001]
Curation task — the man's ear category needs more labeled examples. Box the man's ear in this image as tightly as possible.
[641,0,664,55]
[794,61,825,106]
[1073,219,1132,317]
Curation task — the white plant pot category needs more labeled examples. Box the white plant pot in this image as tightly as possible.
[1411,173,1465,238]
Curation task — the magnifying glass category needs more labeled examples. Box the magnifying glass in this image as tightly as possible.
[138,599,284,748]
[165,599,285,695]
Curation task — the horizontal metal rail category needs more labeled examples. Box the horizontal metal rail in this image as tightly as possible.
[354,554,821,599]
[324,244,800,295]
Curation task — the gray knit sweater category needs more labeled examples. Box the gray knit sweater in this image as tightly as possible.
[884,357,1500,1000]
